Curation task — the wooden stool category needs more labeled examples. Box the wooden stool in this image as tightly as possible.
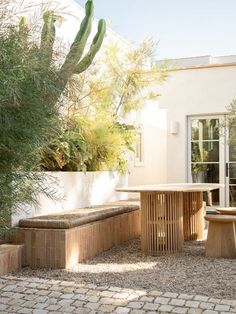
[141,192,184,255]
[205,215,236,259]
[216,207,236,215]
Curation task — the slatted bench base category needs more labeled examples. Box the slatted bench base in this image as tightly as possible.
[0,244,24,275]
[12,209,141,269]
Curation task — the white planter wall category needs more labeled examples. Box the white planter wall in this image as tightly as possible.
[12,171,128,226]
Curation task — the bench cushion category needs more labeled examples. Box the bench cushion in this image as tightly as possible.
[205,214,236,223]
[19,201,140,229]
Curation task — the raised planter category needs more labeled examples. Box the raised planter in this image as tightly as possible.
[12,171,128,226]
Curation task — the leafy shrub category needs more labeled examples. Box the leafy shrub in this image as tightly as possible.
[41,114,137,173]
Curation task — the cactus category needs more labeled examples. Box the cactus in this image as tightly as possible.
[40,11,56,67]
[39,0,106,86]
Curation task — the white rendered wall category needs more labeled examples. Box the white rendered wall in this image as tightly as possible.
[12,172,128,226]
[128,101,167,187]
[158,65,236,183]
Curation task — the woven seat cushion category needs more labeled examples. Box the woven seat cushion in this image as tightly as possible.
[19,201,140,229]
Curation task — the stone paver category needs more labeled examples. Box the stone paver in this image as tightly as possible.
[0,275,235,313]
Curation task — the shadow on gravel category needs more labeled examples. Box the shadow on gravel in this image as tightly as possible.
[15,238,236,300]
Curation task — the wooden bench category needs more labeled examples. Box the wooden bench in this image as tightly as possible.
[12,201,141,269]
[205,215,236,259]
[0,244,24,275]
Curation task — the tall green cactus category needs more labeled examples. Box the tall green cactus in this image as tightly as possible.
[39,0,106,86]
[40,11,56,67]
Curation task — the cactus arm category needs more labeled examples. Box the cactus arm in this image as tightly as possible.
[40,11,56,67]
[18,17,29,42]
[60,0,94,77]
[75,19,106,74]
[19,16,28,34]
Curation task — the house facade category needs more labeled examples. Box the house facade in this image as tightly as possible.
[132,56,236,207]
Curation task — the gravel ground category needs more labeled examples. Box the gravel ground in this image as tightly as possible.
[16,238,236,300]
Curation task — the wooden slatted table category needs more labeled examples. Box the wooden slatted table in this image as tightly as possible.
[117,183,222,255]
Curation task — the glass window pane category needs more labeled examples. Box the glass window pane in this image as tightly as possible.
[135,132,143,162]
[191,163,219,206]
[229,186,236,206]
[229,146,236,162]
[191,119,219,141]
[191,142,219,162]
[229,126,236,161]
[229,163,236,184]
[191,163,219,183]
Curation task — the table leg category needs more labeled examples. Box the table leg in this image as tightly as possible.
[140,191,184,255]
[183,192,204,241]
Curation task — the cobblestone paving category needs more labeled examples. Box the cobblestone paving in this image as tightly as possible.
[0,275,236,313]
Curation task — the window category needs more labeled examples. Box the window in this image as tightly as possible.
[189,117,220,205]
[135,129,144,166]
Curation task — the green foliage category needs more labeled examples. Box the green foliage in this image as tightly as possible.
[0,25,60,238]
[0,0,106,239]
[41,115,137,173]
[59,1,106,82]
[65,38,167,118]
[41,38,167,174]
[226,100,236,156]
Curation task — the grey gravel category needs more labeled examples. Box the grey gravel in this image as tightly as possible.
[15,238,236,299]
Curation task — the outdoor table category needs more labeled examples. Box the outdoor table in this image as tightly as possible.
[116,183,222,255]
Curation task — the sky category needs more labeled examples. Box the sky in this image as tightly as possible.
[75,0,236,60]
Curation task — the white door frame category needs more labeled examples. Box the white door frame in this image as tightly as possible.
[187,114,226,207]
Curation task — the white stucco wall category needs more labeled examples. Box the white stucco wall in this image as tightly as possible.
[128,102,167,186]
[158,65,236,183]
[12,172,128,226]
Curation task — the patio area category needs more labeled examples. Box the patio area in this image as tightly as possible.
[1,0,236,313]
[1,239,236,313]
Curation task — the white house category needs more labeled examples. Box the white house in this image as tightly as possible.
[137,55,236,208]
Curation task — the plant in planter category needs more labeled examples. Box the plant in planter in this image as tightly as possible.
[0,0,106,239]
[41,38,167,174]
[41,114,137,173]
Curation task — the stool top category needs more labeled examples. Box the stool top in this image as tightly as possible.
[205,214,236,222]
[216,208,236,215]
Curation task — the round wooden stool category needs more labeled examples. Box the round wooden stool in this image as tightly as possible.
[140,192,184,255]
[205,215,236,259]
[216,207,236,215]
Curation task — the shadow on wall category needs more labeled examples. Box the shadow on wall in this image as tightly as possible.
[12,171,128,226]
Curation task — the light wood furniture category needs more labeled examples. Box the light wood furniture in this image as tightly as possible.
[205,215,236,259]
[12,202,141,269]
[0,244,24,275]
[183,192,204,240]
[216,207,236,215]
[117,184,222,255]
[141,192,183,255]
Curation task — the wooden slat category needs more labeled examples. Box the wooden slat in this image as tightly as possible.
[0,244,24,275]
[183,192,204,241]
[205,219,236,258]
[140,191,184,255]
